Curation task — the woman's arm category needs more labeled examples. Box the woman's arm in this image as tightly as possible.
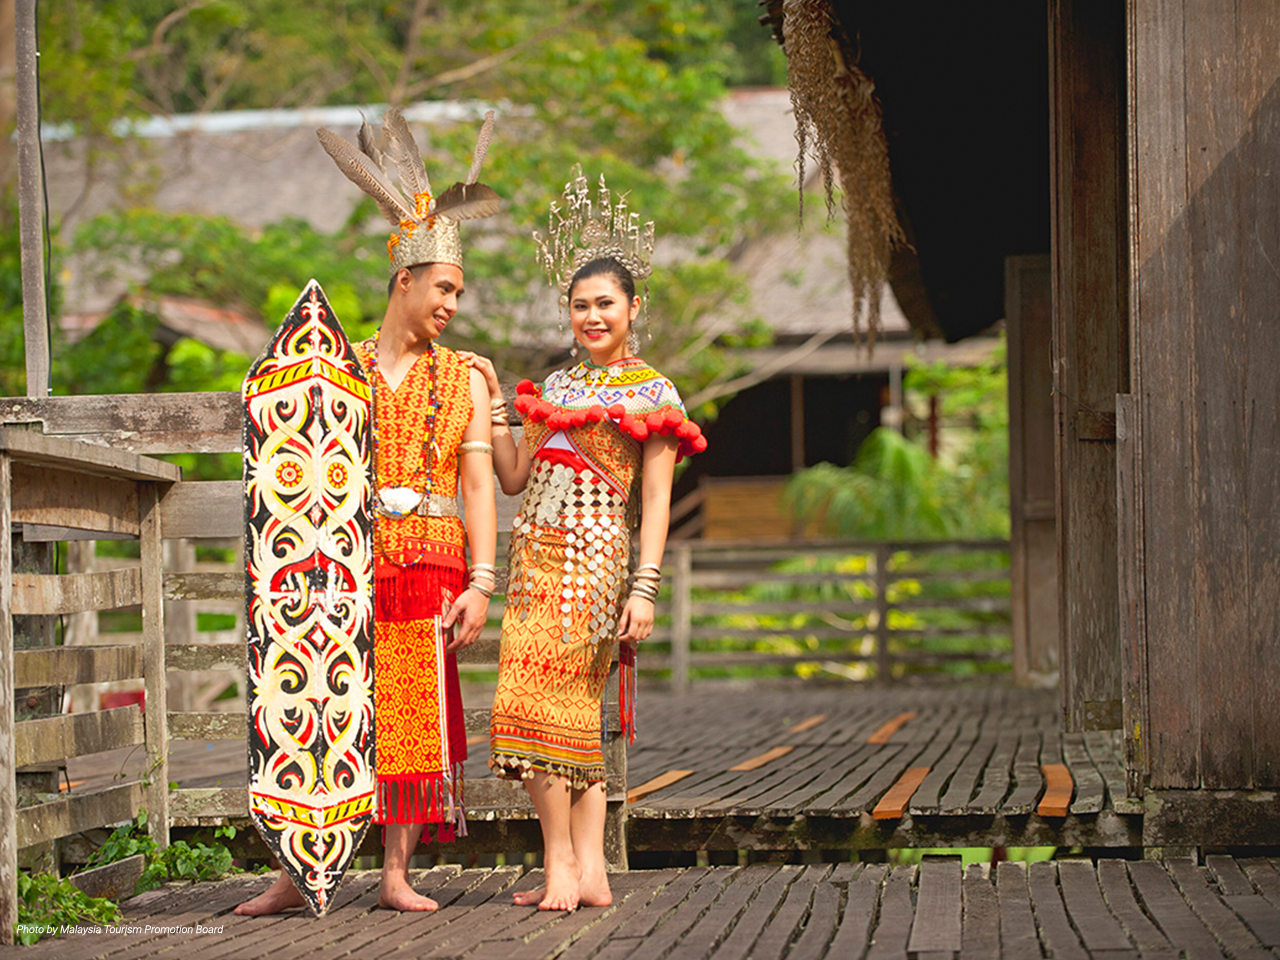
[456,351,532,494]
[443,366,496,650]
[617,433,679,643]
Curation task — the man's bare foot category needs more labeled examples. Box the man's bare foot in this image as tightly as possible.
[379,875,439,912]
[234,875,305,916]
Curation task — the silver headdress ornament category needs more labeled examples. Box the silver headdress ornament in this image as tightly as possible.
[533,164,656,310]
[317,108,500,275]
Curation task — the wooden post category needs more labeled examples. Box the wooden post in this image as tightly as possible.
[874,543,891,683]
[14,0,49,398]
[164,540,196,712]
[1005,255,1059,687]
[139,484,169,846]
[0,454,18,945]
[602,730,628,872]
[669,543,692,691]
[1115,394,1147,798]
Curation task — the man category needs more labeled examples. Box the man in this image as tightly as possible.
[237,109,500,915]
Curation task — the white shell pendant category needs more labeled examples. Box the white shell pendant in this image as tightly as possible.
[377,485,424,518]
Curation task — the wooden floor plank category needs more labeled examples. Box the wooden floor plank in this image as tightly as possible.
[1242,859,1280,910]
[1037,763,1074,817]
[788,714,829,734]
[559,868,709,958]
[909,717,981,814]
[1166,858,1270,958]
[615,867,737,960]
[907,858,962,956]
[626,769,695,804]
[1095,859,1179,960]
[1064,731,1106,814]
[959,864,1000,960]
[1208,854,1260,896]
[727,744,795,772]
[704,864,801,960]
[865,865,916,960]
[661,863,780,957]
[825,864,887,959]
[996,862,1042,960]
[1057,859,1136,953]
[786,878,842,960]
[1003,731,1045,814]
[1127,860,1230,960]
[937,733,999,814]
[747,864,831,960]
[872,766,931,820]
[962,730,1019,813]
[867,711,918,744]
[1027,861,1090,960]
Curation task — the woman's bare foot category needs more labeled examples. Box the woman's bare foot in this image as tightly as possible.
[514,868,611,909]
[234,874,306,916]
[379,874,439,912]
[535,853,581,911]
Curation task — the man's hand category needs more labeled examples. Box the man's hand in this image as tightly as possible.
[617,595,655,644]
[442,588,490,651]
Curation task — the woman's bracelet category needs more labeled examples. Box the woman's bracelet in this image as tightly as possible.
[629,581,660,602]
[459,441,494,456]
[468,579,494,599]
[490,396,509,426]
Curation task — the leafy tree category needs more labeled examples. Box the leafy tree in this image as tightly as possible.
[785,339,1009,540]
[28,0,793,406]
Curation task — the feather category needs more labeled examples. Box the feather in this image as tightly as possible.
[465,110,496,185]
[316,127,413,225]
[431,182,501,221]
[356,111,386,174]
[382,106,431,199]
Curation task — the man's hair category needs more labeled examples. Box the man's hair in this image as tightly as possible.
[387,262,433,300]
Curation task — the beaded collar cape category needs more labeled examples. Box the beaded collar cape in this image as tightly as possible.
[513,356,708,461]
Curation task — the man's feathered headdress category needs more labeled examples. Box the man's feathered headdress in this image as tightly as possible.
[317,108,500,275]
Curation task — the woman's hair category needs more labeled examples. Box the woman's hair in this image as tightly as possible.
[567,257,636,302]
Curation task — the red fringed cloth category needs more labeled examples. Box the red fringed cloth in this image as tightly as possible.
[355,340,474,836]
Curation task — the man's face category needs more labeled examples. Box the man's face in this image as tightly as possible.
[403,263,465,339]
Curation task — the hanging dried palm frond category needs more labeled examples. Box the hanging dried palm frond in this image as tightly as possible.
[782,0,904,346]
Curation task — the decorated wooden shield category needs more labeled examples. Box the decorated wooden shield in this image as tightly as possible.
[242,280,375,916]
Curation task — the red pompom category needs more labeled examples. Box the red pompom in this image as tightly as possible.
[631,423,650,441]
[571,409,589,427]
[608,404,626,420]
[686,421,702,438]
[618,414,635,432]
[691,434,708,453]
[586,405,606,423]
[513,395,535,416]
[675,420,696,440]
[664,409,685,429]
[645,412,664,432]
[548,411,568,431]
[516,379,538,396]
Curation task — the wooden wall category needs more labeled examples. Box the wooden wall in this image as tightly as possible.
[1050,0,1130,730]
[1127,0,1280,790]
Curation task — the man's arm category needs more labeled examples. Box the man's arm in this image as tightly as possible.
[442,366,497,650]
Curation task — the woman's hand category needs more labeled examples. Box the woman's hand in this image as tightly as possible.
[617,595,655,643]
[455,351,502,401]
[442,587,490,651]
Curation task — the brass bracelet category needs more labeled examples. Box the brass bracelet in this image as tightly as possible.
[468,580,494,599]
[458,441,494,456]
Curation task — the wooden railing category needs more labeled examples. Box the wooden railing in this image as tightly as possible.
[635,538,1013,689]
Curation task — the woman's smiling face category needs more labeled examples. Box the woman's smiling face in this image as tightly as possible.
[568,274,640,364]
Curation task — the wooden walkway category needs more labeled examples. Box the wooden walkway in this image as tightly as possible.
[14,857,1280,958]
[64,685,1142,854]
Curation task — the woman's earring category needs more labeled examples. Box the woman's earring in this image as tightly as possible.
[570,338,579,358]
[627,326,640,354]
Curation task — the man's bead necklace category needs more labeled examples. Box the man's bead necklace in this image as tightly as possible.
[369,331,439,568]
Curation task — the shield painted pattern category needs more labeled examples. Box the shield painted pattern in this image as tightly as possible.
[242,280,375,916]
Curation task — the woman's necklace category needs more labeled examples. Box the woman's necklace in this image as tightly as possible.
[369,331,438,567]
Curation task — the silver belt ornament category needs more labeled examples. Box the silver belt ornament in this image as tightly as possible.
[375,487,460,519]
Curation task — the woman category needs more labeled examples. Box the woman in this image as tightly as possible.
[464,181,705,910]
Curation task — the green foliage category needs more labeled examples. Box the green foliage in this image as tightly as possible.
[30,0,792,410]
[15,872,121,944]
[785,340,1010,541]
[85,812,240,895]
